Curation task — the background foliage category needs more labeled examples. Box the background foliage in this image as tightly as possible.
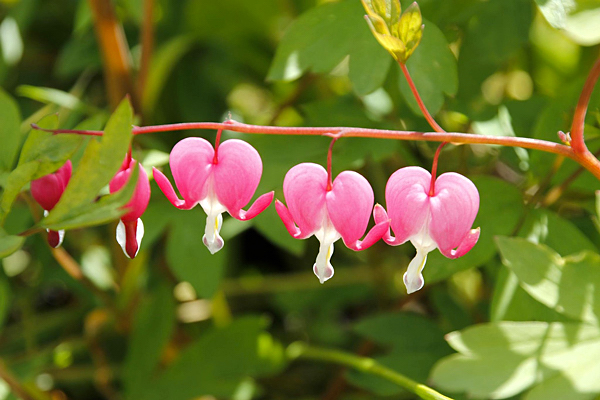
[0,0,600,399]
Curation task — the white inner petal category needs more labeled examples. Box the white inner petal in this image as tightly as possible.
[404,212,437,294]
[312,215,341,284]
[115,219,145,259]
[199,184,226,255]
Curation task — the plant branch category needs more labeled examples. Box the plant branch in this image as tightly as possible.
[286,342,453,400]
[88,0,136,110]
[570,57,600,154]
[138,0,154,113]
[33,120,600,179]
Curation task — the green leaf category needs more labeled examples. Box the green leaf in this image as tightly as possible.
[0,88,21,171]
[40,164,139,231]
[124,282,176,400]
[347,313,452,396]
[431,321,600,400]
[267,0,392,96]
[424,176,524,284]
[0,227,24,259]
[0,114,76,225]
[535,0,576,29]
[165,209,227,299]
[141,316,285,400]
[497,236,600,324]
[16,85,98,114]
[563,1,600,45]
[42,98,133,227]
[398,19,457,116]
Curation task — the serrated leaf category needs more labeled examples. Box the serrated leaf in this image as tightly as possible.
[497,236,600,324]
[268,0,391,95]
[43,98,133,226]
[431,321,600,400]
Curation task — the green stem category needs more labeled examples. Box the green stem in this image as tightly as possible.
[286,342,453,400]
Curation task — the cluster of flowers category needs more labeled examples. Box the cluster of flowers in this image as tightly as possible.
[31,136,480,294]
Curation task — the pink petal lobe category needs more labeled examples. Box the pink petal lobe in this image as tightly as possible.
[373,204,403,246]
[230,191,274,221]
[110,160,150,221]
[326,171,374,245]
[385,166,432,244]
[282,163,328,236]
[428,172,479,257]
[438,227,480,259]
[275,199,303,238]
[153,167,196,210]
[344,219,389,251]
[170,137,214,204]
[31,160,72,211]
[213,139,263,214]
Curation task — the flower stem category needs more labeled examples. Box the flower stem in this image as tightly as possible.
[326,136,340,191]
[570,57,600,154]
[213,128,223,164]
[429,142,447,196]
[286,342,453,400]
[399,62,445,133]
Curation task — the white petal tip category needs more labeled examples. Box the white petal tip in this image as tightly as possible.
[313,263,334,284]
[403,271,424,294]
[203,234,224,254]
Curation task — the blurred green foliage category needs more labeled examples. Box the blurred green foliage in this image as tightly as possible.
[0,0,598,399]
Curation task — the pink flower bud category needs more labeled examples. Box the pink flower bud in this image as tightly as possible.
[275,163,389,283]
[30,160,72,248]
[374,166,480,293]
[31,160,72,212]
[153,137,273,254]
[109,158,151,259]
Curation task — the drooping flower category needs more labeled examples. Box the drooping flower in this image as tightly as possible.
[275,163,389,283]
[31,160,72,248]
[374,166,480,293]
[153,137,273,254]
[109,157,151,259]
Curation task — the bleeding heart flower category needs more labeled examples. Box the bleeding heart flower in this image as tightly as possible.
[275,163,389,283]
[374,166,480,294]
[109,157,151,259]
[31,160,72,248]
[153,137,273,254]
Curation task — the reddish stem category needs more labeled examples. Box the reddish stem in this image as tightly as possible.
[570,57,600,154]
[399,62,445,133]
[213,129,222,164]
[429,142,448,196]
[326,136,339,191]
[33,121,600,179]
